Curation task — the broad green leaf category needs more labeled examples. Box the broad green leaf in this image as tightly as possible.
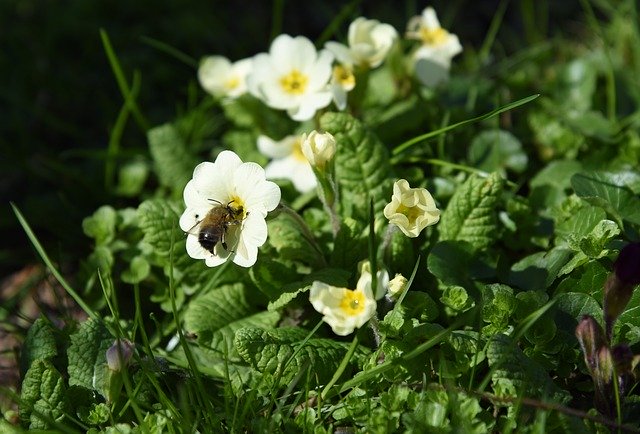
[20,318,58,376]
[481,284,516,333]
[137,198,183,259]
[268,211,326,268]
[615,289,640,344]
[234,326,355,386]
[571,172,640,226]
[183,283,280,360]
[555,292,603,326]
[438,172,505,251]
[67,319,114,396]
[555,259,608,298]
[555,205,606,245]
[250,257,300,301]
[20,359,67,429]
[82,206,117,244]
[530,160,582,189]
[120,255,151,284]
[487,334,569,403]
[468,129,527,174]
[508,247,573,291]
[330,217,367,271]
[319,112,392,219]
[427,240,493,286]
[147,123,197,192]
[115,159,149,197]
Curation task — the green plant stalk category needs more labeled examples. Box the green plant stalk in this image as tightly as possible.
[105,95,132,192]
[320,333,360,401]
[140,36,198,68]
[100,29,150,132]
[392,94,539,155]
[11,203,98,320]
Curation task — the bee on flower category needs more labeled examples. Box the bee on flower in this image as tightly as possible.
[179,150,281,268]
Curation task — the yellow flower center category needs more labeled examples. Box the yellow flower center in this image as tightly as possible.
[339,289,366,316]
[225,76,240,90]
[333,65,355,89]
[420,26,449,45]
[291,137,306,162]
[280,69,308,95]
[397,203,421,225]
[227,196,247,220]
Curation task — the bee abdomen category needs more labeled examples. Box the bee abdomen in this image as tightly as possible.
[199,231,220,252]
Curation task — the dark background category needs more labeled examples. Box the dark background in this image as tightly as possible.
[0,0,583,278]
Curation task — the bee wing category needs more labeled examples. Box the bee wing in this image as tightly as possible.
[185,216,204,236]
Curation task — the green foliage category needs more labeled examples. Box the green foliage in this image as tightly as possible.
[320,112,392,219]
[19,359,67,429]
[67,319,114,396]
[438,172,505,251]
[148,123,199,195]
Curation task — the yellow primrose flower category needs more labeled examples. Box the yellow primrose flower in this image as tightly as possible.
[309,270,377,336]
[383,179,440,237]
[198,56,252,98]
[388,274,409,299]
[406,7,462,87]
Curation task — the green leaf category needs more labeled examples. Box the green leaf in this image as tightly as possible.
[19,359,67,429]
[82,206,117,244]
[555,205,606,245]
[20,318,58,376]
[67,319,114,396]
[438,172,505,251]
[555,292,603,324]
[267,211,326,268]
[115,158,149,197]
[183,283,280,360]
[555,259,608,299]
[571,172,640,226]
[481,284,516,333]
[234,327,356,386]
[427,240,493,286]
[120,255,151,284]
[508,247,573,291]
[319,112,392,219]
[468,129,528,174]
[249,257,300,301]
[330,217,368,270]
[137,198,183,259]
[487,334,569,403]
[440,285,474,313]
[147,123,198,192]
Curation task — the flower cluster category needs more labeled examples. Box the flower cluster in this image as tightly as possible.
[196,7,461,119]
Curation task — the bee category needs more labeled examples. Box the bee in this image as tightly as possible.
[189,200,246,252]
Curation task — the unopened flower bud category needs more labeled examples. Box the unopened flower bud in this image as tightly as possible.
[604,243,640,338]
[575,315,606,372]
[106,339,135,372]
[301,131,336,170]
[388,274,408,299]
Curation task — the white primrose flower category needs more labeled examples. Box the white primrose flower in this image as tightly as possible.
[179,150,281,268]
[301,130,336,171]
[388,274,409,299]
[329,64,356,110]
[383,179,440,238]
[309,269,378,336]
[406,7,462,87]
[247,34,334,121]
[358,260,390,300]
[257,134,316,193]
[325,17,398,69]
[198,56,253,98]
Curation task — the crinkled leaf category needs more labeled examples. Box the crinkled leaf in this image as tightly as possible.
[82,205,117,244]
[320,112,392,219]
[554,292,603,335]
[438,172,505,251]
[250,257,300,301]
[268,211,326,268]
[555,259,609,299]
[427,240,493,286]
[508,247,573,291]
[571,172,640,226]
[577,219,620,258]
[555,205,606,245]
[183,283,280,360]
[20,318,58,376]
[481,284,516,333]
[487,334,569,403]
[147,123,198,192]
[67,319,113,396]
[468,129,528,174]
[20,359,67,429]
[330,217,367,270]
[137,198,183,259]
[234,326,355,386]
